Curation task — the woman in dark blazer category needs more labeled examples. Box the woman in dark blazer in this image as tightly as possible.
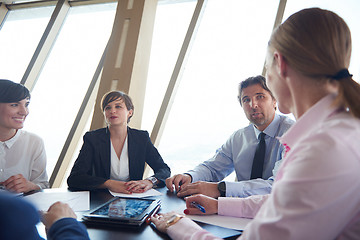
[67,91,170,193]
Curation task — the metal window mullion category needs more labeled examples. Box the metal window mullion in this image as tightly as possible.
[262,0,287,76]
[150,0,207,147]
[20,0,70,91]
[49,42,109,188]
[0,3,9,30]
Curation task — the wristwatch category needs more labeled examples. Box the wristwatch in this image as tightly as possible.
[146,176,158,188]
[166,214,184,229]
[217,181,226,197]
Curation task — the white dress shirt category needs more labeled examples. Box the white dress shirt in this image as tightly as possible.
[110,136,130,182]
[0,129,49,189]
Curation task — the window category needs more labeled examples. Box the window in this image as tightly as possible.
[284,0,360,80]
[0,6,54,81]
[147,0,360,177]
[25,3,117,175]
[149,0,280,175]
[143,1,196,133]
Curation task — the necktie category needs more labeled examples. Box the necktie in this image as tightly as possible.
[250,132,266,179]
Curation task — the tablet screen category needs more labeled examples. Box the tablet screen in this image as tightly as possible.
[90,198,154,219]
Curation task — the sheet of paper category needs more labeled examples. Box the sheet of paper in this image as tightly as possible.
[0,188,23,197]
[174,201,251,231]
[24,190,90,211]
[109,188,162,198]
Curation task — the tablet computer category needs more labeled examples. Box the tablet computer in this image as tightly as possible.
[83,197,161,227]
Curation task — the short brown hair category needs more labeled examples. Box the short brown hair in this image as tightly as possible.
[238,75,275,106]
[101,91,134,123]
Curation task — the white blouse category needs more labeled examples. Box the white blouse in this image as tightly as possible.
[0,129,49,189]
[110,135,130,182]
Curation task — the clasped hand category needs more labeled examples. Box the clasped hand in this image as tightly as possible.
[1,174,39,193]
[104,179,153,194]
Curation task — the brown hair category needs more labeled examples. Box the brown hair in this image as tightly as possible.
[268,8,360,118]
[238,75,275,106]
[101,91,134,123]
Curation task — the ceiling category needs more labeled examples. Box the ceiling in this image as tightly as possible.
[0,0,188,9]
[0,0,119,9]
[2,0,50,3]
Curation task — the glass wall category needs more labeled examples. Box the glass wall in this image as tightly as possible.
[151,0,280,175]
[0,6,54,81]
[147,0,360,177]
[142,1,196,134]
[284,0,360,80]
[28,3,116,175]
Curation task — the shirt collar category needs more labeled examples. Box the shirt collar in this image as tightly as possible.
[1,129,22,149]
[253,113,280,138]
[278,94,340,148]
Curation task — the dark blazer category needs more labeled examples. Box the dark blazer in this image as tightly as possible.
[67,127,170,190]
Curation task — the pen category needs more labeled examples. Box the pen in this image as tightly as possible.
[191,201,206,213]
[146,204,161,224]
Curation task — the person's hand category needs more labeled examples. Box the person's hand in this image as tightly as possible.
[2,174,40,193]
[165,174,192,193]
[41,202,77,230]
[103,179,132,194]
[184,194,218,215]
[176,181,220,198]
[151,211,184,233]
[125,180,153,193]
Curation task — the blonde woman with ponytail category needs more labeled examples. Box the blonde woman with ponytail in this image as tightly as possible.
[151,8,360,240]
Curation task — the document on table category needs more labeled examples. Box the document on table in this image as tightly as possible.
[175,201,251,231]
[109,188,162,198]
[24,190,90,211]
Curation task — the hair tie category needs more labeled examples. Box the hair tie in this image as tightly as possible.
[330,69,353,80]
